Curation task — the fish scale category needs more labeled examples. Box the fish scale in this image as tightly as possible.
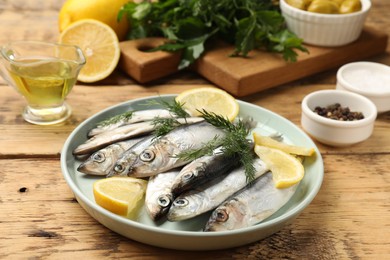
[204,171,298,231]
[167,158,269,222]
[126,121,227,178]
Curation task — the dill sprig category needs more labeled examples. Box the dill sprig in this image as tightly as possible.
[145,99,189,118]
[148,98,191,139]
[175,136,223,161]
[152,117,184,139]
[97,111,134,127]
[177,109,256,183]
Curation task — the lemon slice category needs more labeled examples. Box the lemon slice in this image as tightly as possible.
[93,177,147,217]
[59,19,120,83]
[175,87,239,122]
[253,132,315,156]
[254,145,304,189]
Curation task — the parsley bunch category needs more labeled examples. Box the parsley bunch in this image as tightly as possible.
[119,0,308,69]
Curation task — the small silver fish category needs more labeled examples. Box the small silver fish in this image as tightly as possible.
[88,109,175,137]
[107,135,155,177]
[145,169,180,221]
[125,121,227,178]
[107,117,205,177]
[77,136,146,176]
[204,172,298,232]
[167,158,269,222]
[73,121,156,156]
[170,146,242,195]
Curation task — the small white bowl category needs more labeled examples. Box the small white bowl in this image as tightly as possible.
[336,62,390,113]
[280,0,371,47]
[301,90,377,146]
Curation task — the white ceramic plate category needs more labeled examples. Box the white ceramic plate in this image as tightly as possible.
[61,95,324,251]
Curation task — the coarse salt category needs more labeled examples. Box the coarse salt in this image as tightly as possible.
[343,68,390,93]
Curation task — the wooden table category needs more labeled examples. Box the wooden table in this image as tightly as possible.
[1,0,389,258]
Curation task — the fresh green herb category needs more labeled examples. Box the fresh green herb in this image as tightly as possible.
[145,98,190,138]
[175,136,223,161]
[97,111,134,127]
[174,109,256,182]
[144,99,190,118]
[119,0,308,69]
[200,110,256,182]
[151,117,185,139]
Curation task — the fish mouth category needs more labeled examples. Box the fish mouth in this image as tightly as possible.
[77,162,105,176]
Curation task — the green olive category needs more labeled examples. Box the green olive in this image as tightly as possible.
[286,0,313,10]
[339,0,362,14]
[307,0,339,14]
[329,0,344,7]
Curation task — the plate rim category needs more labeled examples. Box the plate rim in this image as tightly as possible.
[60,94,324,240]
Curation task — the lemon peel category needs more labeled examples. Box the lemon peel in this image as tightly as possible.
[58,0,130,40]
[254,145,304,189]
[176,87,239,122]
[253,132,315,156]
[59,19,120,83]
[93,177,147,218]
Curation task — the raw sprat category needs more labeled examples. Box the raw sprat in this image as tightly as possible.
[74,88,315,231]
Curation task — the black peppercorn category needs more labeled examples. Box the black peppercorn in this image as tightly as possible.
[313,103,364,121]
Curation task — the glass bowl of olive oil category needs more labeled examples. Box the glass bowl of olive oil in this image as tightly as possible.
[0,41,85,125]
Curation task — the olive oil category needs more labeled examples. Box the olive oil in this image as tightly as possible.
[8,58,79,108]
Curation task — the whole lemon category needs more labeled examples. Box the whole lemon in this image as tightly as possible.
[59,0,130,41]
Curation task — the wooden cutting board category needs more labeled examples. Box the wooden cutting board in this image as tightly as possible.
[119,27,388,97]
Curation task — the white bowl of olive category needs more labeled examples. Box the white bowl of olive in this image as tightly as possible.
[301,89,377,146]
[280,0,371,47]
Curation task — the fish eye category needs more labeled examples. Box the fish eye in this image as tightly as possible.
[157,195,171,207]
[140,149,155,162]
[92,152,105,163]
[182,172,194,181]
[114,163,124,173]
[215,209,228,222]
[173,198,188,207]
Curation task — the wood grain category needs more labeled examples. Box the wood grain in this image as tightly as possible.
[1,84,389,157]
[0,154,388,259]
[195,28,388,96]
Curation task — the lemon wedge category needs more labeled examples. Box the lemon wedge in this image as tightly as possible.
[59,19,120,83]
[254,145,304,189]
[175,87,239,122]
[93,177,147,218]
[253,132,315,156]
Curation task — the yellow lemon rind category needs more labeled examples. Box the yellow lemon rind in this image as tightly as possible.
[175,87,239,122]
[254,145,305,189]
[253,132,315,157]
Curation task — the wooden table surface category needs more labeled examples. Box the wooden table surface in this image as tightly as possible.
[1,0,389,259]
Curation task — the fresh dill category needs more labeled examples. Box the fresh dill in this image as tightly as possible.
[175,136,223,161]
[145,99,189,118]
[200,110,256,182]
[143,99,256,182]
[175,109,256,183]
[147,98,191,139]
[97,111,134,127]
[151,117,184,139]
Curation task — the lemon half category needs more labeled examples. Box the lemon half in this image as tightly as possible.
[59,19,120,83]
[176,87,239,122]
